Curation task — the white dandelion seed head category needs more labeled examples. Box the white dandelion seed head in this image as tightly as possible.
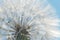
[0,0,60,40]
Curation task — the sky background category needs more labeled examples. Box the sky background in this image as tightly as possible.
[48,0,60,40]
[48,0,60,18]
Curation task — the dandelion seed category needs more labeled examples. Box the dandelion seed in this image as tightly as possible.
[0,0,60,40]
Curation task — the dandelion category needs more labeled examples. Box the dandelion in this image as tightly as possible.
[0,0,60,40]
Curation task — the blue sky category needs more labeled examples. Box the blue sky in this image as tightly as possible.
[48,0,60,40]
[48,0,60,18]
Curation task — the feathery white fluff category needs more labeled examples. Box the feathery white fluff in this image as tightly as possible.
[0,0,60,40]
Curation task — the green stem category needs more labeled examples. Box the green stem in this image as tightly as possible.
[16,33,30,40]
